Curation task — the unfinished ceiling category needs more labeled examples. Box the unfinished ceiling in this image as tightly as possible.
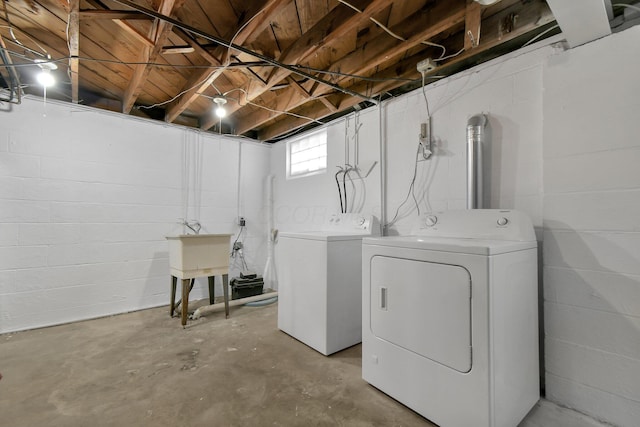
[0,0,599,141]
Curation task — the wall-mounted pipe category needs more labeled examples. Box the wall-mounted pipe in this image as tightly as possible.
[466,114,488,209]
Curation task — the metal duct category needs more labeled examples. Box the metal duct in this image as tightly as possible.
[466,114,488,209]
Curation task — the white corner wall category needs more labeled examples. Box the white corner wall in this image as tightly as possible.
[542,25,640,427]
[0,98,270,334]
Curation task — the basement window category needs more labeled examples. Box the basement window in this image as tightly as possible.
[286,129,327,179]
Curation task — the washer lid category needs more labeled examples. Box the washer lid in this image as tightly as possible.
[363,236,536,255]
[279,231,370,242]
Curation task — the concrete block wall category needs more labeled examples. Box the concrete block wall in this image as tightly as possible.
[542,26,640,427]
[0,98,270,334]
[380,46,547,236]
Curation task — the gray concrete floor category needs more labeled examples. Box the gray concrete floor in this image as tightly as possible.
[0,301,606,427]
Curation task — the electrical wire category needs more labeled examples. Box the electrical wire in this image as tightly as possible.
[338,0,459,62]
[385,143,423,228]
[291,64,414,82]
[420,71,431,117]
[0,6,48,57]
[432,47,465,62]
[521,24,560,48]
[137,72,217,109]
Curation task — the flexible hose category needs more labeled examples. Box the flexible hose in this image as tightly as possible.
[335,169,344,213]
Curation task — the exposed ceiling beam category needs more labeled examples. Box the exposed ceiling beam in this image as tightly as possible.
[163,0,289,124]
[200,0,394,131]
[545,0,611,48]
[234,0,467,135]
[122,0,186,114]
[84,0,154,47]
[258,0,555,140]
[160,45,194,54]
[465,0,483,50]
[69,0,80,103]
[79,10,151,20]
[258,54,420,141]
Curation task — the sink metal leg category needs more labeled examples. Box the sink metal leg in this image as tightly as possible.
[223,274,229,319]
[170,276,177,317]
[181,278,190,327]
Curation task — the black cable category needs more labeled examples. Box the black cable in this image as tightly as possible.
[335,169,344,213]
[342,167,349,213]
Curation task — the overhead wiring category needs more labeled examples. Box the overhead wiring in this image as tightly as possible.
[0,5,48,58]
[337,0,458,61]
[111,0,379,104]
[521,24,560,48]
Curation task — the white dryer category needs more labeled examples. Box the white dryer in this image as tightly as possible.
[276,213,379,356]
[362,209,539,427]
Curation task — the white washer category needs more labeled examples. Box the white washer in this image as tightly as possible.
[276,213,379,355]
[362,209,539,427]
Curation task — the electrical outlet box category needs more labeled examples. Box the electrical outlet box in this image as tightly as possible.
[238,217,246,227]
[417,58,436,73]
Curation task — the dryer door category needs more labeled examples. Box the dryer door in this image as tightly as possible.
[370,256,472,373]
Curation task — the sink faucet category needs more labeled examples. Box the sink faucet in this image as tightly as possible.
[181,219,201,235]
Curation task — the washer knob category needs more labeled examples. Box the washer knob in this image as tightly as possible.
[425,215,438,227]
[497,217,509,226]
[357,217,366,226]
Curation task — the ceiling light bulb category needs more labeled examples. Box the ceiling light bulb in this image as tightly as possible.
[213,96,227,118]
[37,69,55,87]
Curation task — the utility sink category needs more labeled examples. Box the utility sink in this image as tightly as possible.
[166,234,232,279]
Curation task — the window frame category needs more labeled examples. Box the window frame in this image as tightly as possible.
[285,129,328,180]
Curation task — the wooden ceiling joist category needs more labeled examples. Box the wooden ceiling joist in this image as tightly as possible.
[234,0,467,136]
[79,10,151,20]
[200,0,395,131]
[257,0,555,141]
[69,0,79,103]
[122,0,186,114]
[163,0,289,124]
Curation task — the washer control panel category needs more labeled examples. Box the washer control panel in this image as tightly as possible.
[413,209,535,242]
[326,213,380,233]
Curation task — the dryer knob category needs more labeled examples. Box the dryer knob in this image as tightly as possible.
[425,215,438,227]
[357,217,366,226]
[497,217,509,226]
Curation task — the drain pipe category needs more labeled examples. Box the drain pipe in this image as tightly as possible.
[378,99,387,235]
[192,292,279,319]
[466,114,487,209]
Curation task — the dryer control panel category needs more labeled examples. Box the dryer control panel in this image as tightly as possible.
[412,209,536,242]
[325,213,380,234]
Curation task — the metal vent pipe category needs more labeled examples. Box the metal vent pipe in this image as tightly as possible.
[466,114,488,209]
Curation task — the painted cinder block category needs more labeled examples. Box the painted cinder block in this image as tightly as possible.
[546,337,640,402]
[544,266,640,317]
[545,374,640,427]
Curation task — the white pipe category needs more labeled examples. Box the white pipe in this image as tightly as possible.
[379,99,387,235]
[192,292,278,319]
[263,174,277,290]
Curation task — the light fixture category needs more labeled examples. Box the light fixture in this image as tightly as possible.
[213,96,227,118]
[34,57,57,88]
[474,0,502,4]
